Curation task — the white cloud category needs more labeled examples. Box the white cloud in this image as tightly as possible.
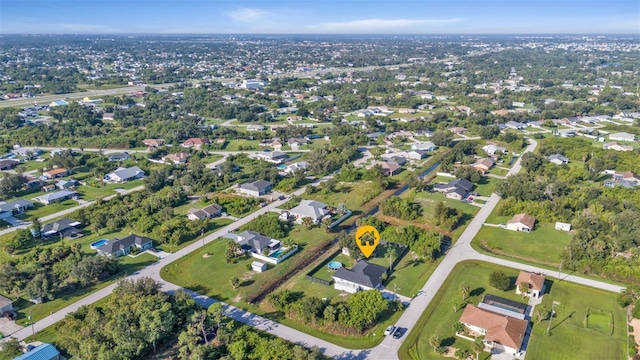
[312,18,464,33]
[225,7,269,22]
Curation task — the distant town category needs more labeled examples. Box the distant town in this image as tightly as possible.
[0,34,638,360]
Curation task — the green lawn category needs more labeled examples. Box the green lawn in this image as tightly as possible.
[304,181,381,211]
[20,200,80,221]
[221,139,261,151]
[399,261,521,360]
[525,280,626,360]
[155,218,233,253]
[13,253,157,326]
[399,261,626,360]
[472,177,501,197]
[473,221,571,266]
[409,190,479,237]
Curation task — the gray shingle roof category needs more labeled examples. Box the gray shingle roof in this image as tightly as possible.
[235,230,273,252]
[240,179,272,192]
[333,261,387,288]
[290,199,329,220]
[0,199,33,212]
[99,234,154,255]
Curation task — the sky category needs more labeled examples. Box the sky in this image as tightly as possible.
[1,0,639,34]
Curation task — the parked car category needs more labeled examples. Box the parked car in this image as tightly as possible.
[392,327,406,339]
[384,325,395,336]
[25,344,36,351]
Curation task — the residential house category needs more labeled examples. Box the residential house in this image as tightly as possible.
[96,234,154,258]
[163,152,191,165]
[247,124,265,131]
[0,294,13,313]
[49,100,68,107]
[609,132,636,142]
[103,166,145,183]
[332,260,388,293]
[432,178,474,201]
[42,168,69,179]
[224,230,281,255]
[181,137,210,149]
[555,222,572,232]
[411,142,437,151]
[505,121,526,130]
[41,184,56,192]
[290,200,330,224]
[25,179,45,190]
[459,303,528,355]
[505,213,535,232]
[449,127,468,135]
[56,179,77,190]
[33,190,78,205]
[0,200,34,220]
[603,142,634,151]
[515,271,545,298]
[108,152,130,162]
[472,157,495,174]
[142,138,165,147]
[255,151,287,164]
[372,161,402,176]
[287,137,309,147]
[548,154,569,165]
[238,180,273,197]
[556,129,576,138]
[187,203,222,221]
[13,344,63,360]
[0,159,19,170]
[406,150,427,160]
[283,161,309,175]
[613,171,640,186]
[482,144,507,155]
[41,218,83,239]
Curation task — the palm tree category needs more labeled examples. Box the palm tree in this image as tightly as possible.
[459,282,470,301]
[386,246,398,270]
[473,338,485,360]
[429,335,440,352]
[230,277,240,290]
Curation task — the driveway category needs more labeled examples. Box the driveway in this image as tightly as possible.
[0,318,23,336]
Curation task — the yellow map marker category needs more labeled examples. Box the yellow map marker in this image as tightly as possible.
[355,225,380,258]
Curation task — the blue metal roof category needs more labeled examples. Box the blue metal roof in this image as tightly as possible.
[13,344,60,360]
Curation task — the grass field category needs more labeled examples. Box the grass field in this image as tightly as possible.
[399,261,520,360]
[525,281,626,360]
[304,181,381,211]
[473,220,571,265]
[399,261,626,360]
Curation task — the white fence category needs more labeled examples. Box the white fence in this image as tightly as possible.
[251,245,299,265]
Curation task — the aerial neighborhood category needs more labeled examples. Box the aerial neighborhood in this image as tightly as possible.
[0,31,638,360]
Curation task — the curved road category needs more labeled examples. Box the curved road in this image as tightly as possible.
[6,138,626,360]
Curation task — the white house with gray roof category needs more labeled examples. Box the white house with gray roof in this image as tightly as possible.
[238,180,273,197]
[333,261,388,293]
[290,200,330,224]
[103,166,145,183]
[609,132,636,142]
[33,190,78,205]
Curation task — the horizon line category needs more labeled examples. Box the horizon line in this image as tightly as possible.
[1,32,639,36]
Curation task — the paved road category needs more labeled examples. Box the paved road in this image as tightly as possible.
[5,138,627,359]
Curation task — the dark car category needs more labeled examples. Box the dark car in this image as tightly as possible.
[392,327,406,339]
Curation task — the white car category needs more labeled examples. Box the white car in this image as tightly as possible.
[384,325,395,336]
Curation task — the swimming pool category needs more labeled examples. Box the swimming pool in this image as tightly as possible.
[90,239,109,249]
[269,248,287,258]
[276,164,287,169]
[328,261,343,270]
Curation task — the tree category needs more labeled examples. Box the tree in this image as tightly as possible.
[31,218,42,240]
[459,282,470,301]
[230,277,240,290]
[451,298,461,312]
[455,348,469,360]
[453,321,465,334]
[473,338,485,360]
[429,334,440,352]
[521,152,547,173]
[386,246,398,270]
[534,306,552,322]
[24,273,52,302]
[0,337,23,359]
[321,216,333,232]
[301,216,315,229]
[0,173,27,197]
[225,241,242,264]
[431,130,454,147]
[489,271,511,291]
[519,281,530,297]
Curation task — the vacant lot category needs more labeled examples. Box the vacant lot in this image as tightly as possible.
[304,181,382,212]
[474,220,571,266]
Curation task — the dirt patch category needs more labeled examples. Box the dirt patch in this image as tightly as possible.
[202,253,212,258]
[377,214,452,236]
[630,318,640,350]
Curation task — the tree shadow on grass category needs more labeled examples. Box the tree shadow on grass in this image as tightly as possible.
[402,258,425,269]
[441,336,456,347]
[470,287,485,297]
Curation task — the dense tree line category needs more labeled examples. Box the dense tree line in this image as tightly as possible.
[380,197,422,221]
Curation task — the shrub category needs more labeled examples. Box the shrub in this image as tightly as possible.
[489,270,510,291]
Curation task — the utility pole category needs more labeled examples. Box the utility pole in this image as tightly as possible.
[29,309,35,338]
[202,228,205,246]
[546,300,561,336]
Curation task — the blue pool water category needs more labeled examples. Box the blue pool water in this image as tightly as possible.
[91,239,108,248]
[269,248,287,258]
[276,164,287,169]
[328,261,343,270]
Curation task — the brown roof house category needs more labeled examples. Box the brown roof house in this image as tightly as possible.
[143,138,165,148]
[516,271,546,298]
[505,213,535,232]
[163,152,191,165]
[459,303,528,356]
[472,157,495,175]
[372,161,401,176]
[181,137,210,149]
